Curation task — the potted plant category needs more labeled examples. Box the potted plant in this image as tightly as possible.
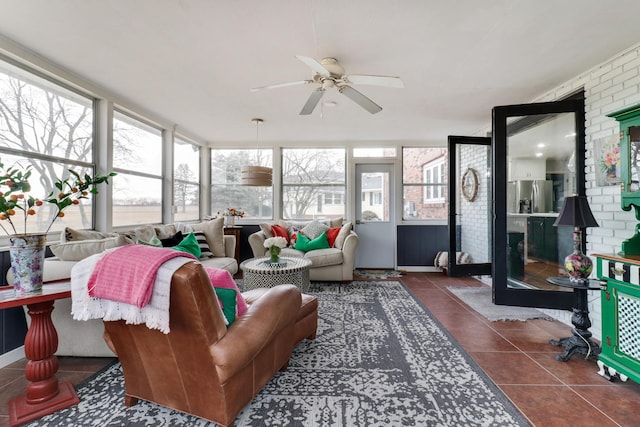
[217,207,245,226]
[0,160,115,295]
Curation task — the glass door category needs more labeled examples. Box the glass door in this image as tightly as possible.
[447,135,492,276]
[492,95,585,309]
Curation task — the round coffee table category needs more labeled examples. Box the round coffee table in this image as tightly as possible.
[240,256,312,292]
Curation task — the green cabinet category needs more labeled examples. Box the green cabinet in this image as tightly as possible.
[527,216,557,263]
[596,254,640,384]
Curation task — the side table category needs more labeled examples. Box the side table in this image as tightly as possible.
[546,276,606,362]
[223,226,242,265]
[240,257,312,292]
[0,282,79,426]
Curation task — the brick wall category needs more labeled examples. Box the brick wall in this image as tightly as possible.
[459,146,491,263]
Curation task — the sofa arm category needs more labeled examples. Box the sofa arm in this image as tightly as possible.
[248,231,268,258]
[209,284,301,381]
[223,235,235,258]
[340,231,359,278]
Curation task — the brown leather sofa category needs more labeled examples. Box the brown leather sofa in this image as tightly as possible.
[103,262,303,427]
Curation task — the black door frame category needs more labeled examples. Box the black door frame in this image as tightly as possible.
[492,94,585,309]
[447,135,492,277]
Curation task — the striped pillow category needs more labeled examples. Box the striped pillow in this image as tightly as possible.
[194,231,214,258]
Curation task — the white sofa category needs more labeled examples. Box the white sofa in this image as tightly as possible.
[248,219,358,282]
[8,218,238,357]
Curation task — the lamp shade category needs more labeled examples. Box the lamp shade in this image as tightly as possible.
[241,165,272,186]
[553,195,599,228]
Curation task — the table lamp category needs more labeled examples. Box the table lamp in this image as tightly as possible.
[553,195,599,283]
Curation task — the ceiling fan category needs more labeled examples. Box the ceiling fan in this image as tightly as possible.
[251,56,404,115]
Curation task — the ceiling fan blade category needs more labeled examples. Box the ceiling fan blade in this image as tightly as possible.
[300,88,325,115]
[250,80,313,92]
[343,74,405,89]
[295,55,331,76]
[338,85,382,114]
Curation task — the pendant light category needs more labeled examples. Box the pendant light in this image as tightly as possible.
[241,118,272,186]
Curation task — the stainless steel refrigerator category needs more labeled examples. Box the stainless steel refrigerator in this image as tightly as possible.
[507,180,553,213]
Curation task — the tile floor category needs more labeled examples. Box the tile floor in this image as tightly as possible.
[0,272,638,426]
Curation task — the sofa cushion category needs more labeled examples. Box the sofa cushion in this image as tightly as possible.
[334,222,352,249]
[281,247,305,258]
[200,256,238,274]
[160,231,184,247]
[271,224,290,244]
[304,247,343,267]
[191,217,225,257]
[63,227,117,242]
[295,231,330,252]
[301,220,330,239]
[205,267,248,316]
[327,227,341,247]
[154,224,177,239]
[194,231,213,258]
[133,224,158,242]
[172,232,201,258]
[214,287,237,326]
[137,235,163,247]
[50,235,131,261]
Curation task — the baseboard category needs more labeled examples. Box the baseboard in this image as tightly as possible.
[0,345,24,368]
[398,266,442,273]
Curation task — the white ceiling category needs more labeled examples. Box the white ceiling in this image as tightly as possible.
[1,0,639,147]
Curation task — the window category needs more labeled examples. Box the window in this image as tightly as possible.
[353,147,397,158]
[282,148,345,219]
[173,138,200,222]
[210,149,273,220]
[0,60,96,234]
[402,147,448,220]
[112,111,163,226]
[423,158,446,203]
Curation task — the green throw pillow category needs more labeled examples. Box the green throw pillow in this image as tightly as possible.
[172,232,201,258]
[295,230,330,252]
[214,287,237,325]
[136,235,162,247]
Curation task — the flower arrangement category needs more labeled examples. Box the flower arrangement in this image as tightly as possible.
[264,236,287,263]
[217,207,246,218]
[599,145,620,175]
[0,160,116,236]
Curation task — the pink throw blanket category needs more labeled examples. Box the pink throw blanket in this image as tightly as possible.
[87,245,197,308]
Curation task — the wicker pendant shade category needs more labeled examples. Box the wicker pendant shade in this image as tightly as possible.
[241,165,272,186]
[242,118,272,186]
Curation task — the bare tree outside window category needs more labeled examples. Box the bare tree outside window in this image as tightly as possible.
[282,148,345,219]
[0,69,96,232]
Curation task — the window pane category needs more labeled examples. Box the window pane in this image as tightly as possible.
[174,182,200,222]
[404,185,448,220]
[113,111,162,176]
[211,185,272,219]
[283,185,344,219]
[0,63,93,162]
[174,139,200,182]
[211,149,273,219]
[403,147,447,184]
[112,174,162,226]
[0,154,95,234]
[282,148,345,219]
[173,139,199,221]
[353,147,397,158]
[283,148,345,184]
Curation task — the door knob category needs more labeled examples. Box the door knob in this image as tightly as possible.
[356,220,362,224]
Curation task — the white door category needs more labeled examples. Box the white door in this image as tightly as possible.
[355,163,395,269]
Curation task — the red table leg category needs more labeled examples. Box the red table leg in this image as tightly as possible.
[9,300,79,426]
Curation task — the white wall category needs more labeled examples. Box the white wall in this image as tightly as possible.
[529,42,640,341]
[459,146,491,263]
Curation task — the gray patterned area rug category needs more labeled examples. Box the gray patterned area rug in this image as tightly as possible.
[27,281,529,426]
